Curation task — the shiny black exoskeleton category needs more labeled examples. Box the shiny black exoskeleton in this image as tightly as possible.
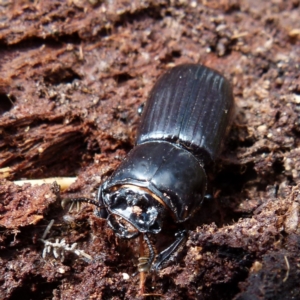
[64,64,234,275]
[98,64,234,271]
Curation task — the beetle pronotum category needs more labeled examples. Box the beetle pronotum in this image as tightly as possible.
[63,64,234,295]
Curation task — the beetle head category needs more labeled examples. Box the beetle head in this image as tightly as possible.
[101,185,164,239]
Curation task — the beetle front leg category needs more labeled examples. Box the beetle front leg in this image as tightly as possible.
[152,229,187,271]
[61,185,109,219]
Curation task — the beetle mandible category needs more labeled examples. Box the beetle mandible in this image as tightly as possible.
[63,64,234,293]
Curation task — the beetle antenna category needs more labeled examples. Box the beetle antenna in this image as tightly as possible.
[138,234,156,272]
[138,234,157,295]
[61,197,105,211]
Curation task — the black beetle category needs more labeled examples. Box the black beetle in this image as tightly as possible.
[63,64,234,293]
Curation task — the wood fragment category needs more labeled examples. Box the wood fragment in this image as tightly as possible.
[13,177,77,191]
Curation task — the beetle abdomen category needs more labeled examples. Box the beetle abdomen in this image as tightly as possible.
[137,64,234,163]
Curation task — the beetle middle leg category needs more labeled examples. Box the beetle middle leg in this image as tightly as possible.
[152,229,187,271]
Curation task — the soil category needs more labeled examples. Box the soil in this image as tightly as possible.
[0,1,300,299]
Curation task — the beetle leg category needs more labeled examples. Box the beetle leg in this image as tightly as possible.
[137,102,145,116]
[61,185,109,218]
[152,229,187,271]
[61,197,102,210]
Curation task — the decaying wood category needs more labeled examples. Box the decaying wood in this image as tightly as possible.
[0,1,300,299]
